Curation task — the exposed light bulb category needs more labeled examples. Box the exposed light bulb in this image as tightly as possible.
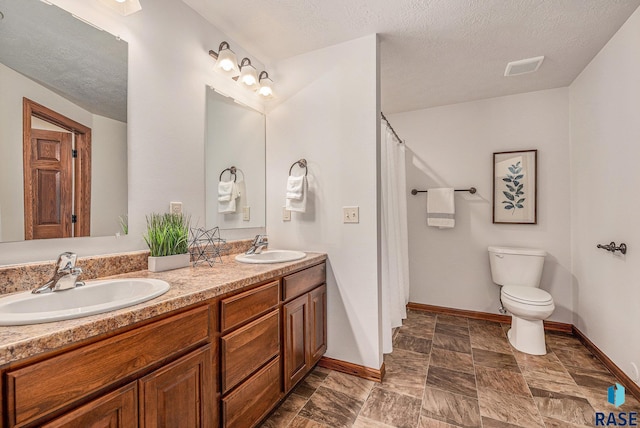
[258,86,273,97]
[220,59,235,71]
[115,0,126,3]
[242,75,257,86]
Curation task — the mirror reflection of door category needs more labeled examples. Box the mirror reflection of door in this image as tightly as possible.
[25,129,73,239]
[23,98,92,240]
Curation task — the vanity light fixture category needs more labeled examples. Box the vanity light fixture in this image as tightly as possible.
[257,71,274,98]
[210,41,240,78]
[98,0,142,16]
[238,58,259,90]
[209,44,275,97]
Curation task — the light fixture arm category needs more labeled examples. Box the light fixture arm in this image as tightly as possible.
[259,71,270,81]
[208,41,232,60]
[240,58,253,68]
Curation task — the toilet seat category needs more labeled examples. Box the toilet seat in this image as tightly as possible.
[502,286,553,306]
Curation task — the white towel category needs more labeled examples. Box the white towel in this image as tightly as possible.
[218,181,234,202]
[218,181,238,213]
[286,175,305,200]
[427,188,455,228]
[285,176,307,213]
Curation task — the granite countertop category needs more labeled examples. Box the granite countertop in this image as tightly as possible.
[0,252,326,367]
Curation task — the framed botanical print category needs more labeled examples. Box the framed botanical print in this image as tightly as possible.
[493,149,537,224]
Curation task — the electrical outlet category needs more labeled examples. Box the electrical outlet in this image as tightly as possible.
[170,202,182,215]
[343,206,359,223]
[243,206,250,221]
[282,207,291,221]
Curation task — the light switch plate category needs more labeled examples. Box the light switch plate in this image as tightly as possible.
[243,206,250,221]
[170,202,182,215]
[343,206,359,223]
[282,207,291,221]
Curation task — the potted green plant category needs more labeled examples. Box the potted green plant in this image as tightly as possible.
[144,213,191,272]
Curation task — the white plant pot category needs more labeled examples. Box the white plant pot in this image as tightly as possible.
[148,253,190,272]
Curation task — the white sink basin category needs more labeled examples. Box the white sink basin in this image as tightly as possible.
[235,250,306,264]
[0,278,170,326]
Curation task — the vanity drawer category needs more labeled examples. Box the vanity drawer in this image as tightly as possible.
[221,309,280,393]
[6,306,210,427]
[222,356,281,428]
[220,280,279,332]
[282,262,326,301]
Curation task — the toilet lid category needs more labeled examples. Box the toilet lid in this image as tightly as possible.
[502,286,553,306]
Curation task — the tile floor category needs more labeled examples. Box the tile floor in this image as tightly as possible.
[260,309,640,428]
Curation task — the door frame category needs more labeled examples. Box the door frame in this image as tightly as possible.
[23,98,92,239]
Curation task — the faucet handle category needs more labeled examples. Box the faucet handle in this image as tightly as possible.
[56,252,77,272]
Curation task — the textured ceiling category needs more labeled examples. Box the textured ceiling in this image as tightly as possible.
[183,0,640,113]
[0,0,127,122]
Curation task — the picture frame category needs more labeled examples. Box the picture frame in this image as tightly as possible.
[493,149,537,224]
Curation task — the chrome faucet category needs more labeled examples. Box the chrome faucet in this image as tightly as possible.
[246,235,269,255]
[32,252,85,294]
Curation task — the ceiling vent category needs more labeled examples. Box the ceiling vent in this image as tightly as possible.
[504,56,545,77]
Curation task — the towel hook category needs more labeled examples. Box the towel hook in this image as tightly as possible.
[219,166,237,182]
[289,159,308,176]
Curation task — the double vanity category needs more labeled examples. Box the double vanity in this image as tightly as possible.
[0,250,327,428]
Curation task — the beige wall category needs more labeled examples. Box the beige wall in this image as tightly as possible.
[570,6,640,383]
[266,35,382,369]
[391,88,573,323]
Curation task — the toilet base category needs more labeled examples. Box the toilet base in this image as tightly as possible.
[507,316,547,355]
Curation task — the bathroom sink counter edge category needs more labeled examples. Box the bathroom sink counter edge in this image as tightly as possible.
[0,251,326,367]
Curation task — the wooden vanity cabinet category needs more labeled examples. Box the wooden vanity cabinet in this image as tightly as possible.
[140,345,213,428]
[40,383,138,428]
[1,259,327,428]
[3,305,215,428]
[219,280,282,428]
[282,264,327,393]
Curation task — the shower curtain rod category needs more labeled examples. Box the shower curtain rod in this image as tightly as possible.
[381,112,404,144]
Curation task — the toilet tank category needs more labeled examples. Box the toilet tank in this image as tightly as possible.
[488,246,546,287]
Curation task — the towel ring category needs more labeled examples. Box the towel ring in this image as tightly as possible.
[289,159,308,176]
[219,166,237,182]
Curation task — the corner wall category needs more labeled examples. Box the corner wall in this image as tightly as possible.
[266,35,382,370]
[570,6,640,382]
[390,88,573,323]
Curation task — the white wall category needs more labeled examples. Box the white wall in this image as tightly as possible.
[91,115,128,236]
[266,35,382,370]
[0,62,91,242]
[0,0,265,264]
[205,88,266,230]
[0,63,127,241]
[570,7,640,382]
[391,88,573,323]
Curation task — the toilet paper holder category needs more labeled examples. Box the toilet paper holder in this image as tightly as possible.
[596,241,627,255]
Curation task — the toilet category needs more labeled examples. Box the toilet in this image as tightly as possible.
[488,246,554,355]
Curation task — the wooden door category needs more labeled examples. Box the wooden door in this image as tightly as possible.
[41,383,137,428]
[309,285,327,365]
[24,129,73,240]
[139,345,213,428]
[283,294,310,392]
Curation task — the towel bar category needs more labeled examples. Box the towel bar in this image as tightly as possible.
[596,241,627,255]
[411,187,476,195]
[289,159,308,176]
[219,166,237,182]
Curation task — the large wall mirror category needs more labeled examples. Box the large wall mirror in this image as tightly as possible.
[205,87,265,230]
[0,0,128,242]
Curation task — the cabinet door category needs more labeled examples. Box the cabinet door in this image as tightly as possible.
[140,345,213,428]
[283,293,310,393]
[309,284,327,365]
[41,383,137,428]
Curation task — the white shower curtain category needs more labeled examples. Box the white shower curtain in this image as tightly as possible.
[381,124,410,354]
